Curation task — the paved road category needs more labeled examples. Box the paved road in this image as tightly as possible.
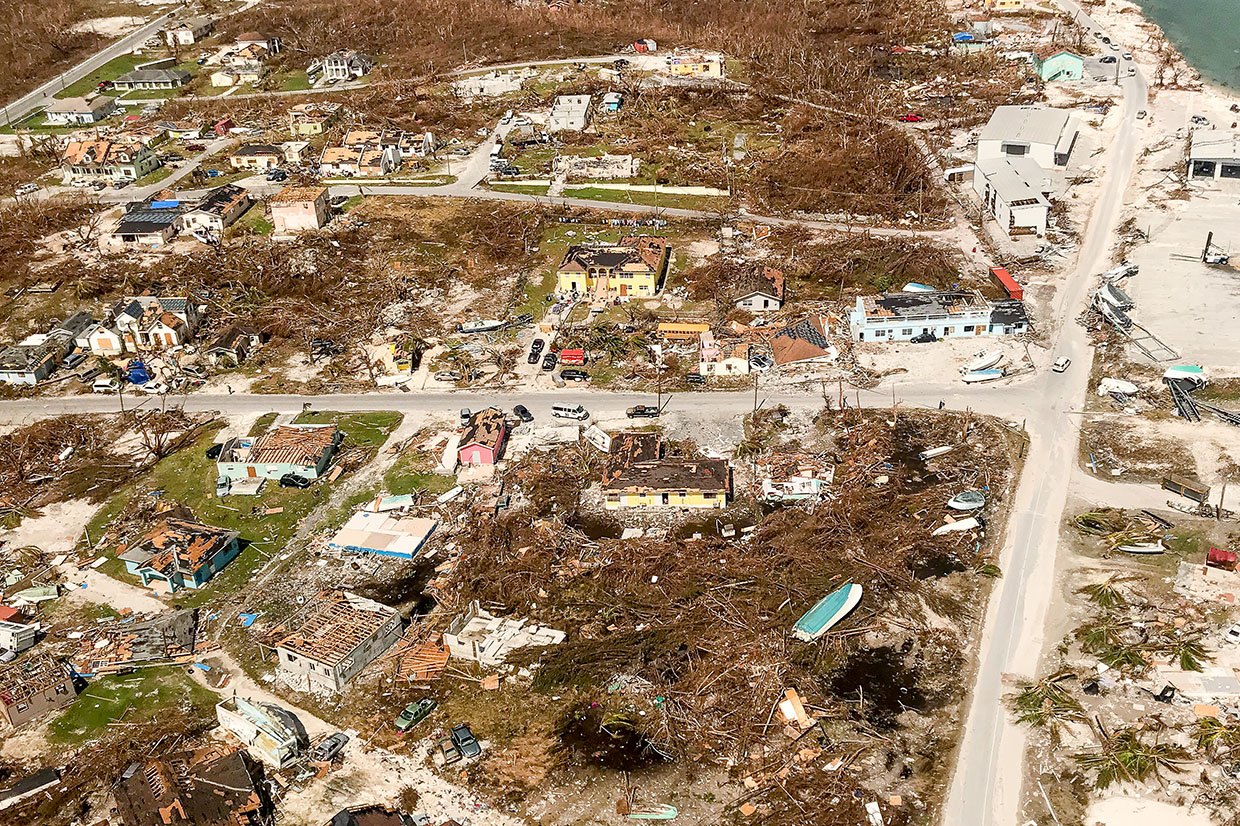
[943,2,1149,824]
[2,10,178,128]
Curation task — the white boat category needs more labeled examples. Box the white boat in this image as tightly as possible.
[966,351,1002,372]
[947,490,986,511]
[457,319,504,334]
[919,445,955,460]
[962,369,1004,384]
[902,282,935,292]
[1117,541,1164,555]
[1163,365,1207,389]
[1097,378,1139,397]
[932,517,980,536]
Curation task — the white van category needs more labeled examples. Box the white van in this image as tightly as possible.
[551,403,589,421]
[92,377,120,393]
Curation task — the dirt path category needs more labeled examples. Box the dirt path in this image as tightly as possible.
[190,650,335,738]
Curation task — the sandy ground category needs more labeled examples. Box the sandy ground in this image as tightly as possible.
[192,651,335,738]
[0,499,97,555]
[856,335,1046,385]
[278,742,526,826]
[59,567,168,614]
[1086,794,1218,826]
[69,16,147,36]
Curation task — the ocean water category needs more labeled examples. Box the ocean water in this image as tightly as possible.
[1135,0,1240,90]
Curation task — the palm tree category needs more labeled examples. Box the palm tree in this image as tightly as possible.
[1074,724,1189,789]
[1195,718,1240,757]
[1159,633,1212,673]
[1009,671,1086,745]
[1078,575,1138,610]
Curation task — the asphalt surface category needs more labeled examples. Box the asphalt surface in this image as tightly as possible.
[1,10,177,127]
[943,2,1149,824]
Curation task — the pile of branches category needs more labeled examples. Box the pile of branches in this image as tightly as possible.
[1075,509,1164,551]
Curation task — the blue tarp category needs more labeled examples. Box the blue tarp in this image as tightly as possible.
[952,32,975,41]
[126,361,150,384]
[149,200,181,209]
[238,613,258,627]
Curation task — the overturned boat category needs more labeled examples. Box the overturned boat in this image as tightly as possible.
[962,368,1004,384]
[457,319,505,334]
[792,583,863,642]
[932,517,981,536]
[947,490,986,511]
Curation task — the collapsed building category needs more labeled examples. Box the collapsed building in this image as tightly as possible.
[444,602,565,667]
[69,609,201,677]
[0,654,76,728]
[114,746,274,826]
[271,590,403,693]
[601,432,731,510]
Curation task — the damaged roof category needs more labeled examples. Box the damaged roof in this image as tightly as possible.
[559,236,668,274]
[735,264,785,300]
[460,407,506,450]
[246,424,338,466]
[115,746,271,826]
[770,315,833,366]
[273,590,399,667]
[602,435,727,492]
[0,654,71,708]
[123,518,238,581]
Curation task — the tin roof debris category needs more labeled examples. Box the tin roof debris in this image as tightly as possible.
[327,512,437,559]
[271,590,399,668]
[0,654,71,710]
[115,746,273,826]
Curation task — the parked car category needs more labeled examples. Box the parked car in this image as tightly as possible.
[1205,252,1231,265]
[265,169,288,182]
[279,473,311,489]
[205,443,224,460]
[528,338,545,361]
[1122,52,1133,61]
[685,372,706,386]
[551,403,589,421]
[185,143,206,152]
[513,404,534,423]
[500,166,521,177]
[1052,356,1071,373]
[1099,56,1117,64]
[1191,115,1210,125]
[748,352,774,372]
[15,183,39,196]
[394,698,437,733]
[897,113,924,123]
[910,331,937,344]
[560,368,589,382]
[1225,623,1240,645]
[310,337,344,356]
[76,367,101,383]
[63,351,87,369]
[329,195,350,209]
[215,475,231,497]
[436,735,462,766]
[92,377,120,393]
[626,405,660,418]
[0,649,15,664]
[541,351,558,371]
[459,408,472,426]
[434,370,461,382]
[310,733,349,762]
[1136,110,1147,119]
[451,724,482,759]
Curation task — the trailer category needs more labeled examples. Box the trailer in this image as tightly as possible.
[1162,474,1211,504]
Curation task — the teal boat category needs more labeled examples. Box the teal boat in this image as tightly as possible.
[628,805,678,820]
[792,583,862,642]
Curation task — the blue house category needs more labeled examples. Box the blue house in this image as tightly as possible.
[119,517,241,593]
[1033,48,1084,82]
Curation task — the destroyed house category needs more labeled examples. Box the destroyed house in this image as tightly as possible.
[0,655,75,728]
[0,332,74,385]
[769,316,835,366]
[458,407,508,466]
[273,590,403,693]
[556,236,670,300]
[849,290,1028,341]
[602,433,730,509]
[70,609,199,676]
[115,747,273,826]
[444,601,565,667]
[734,264,785,311]
[100,294,201,352]
[217,424,341,481]
[216,697,306,768]
[60,139,160,182]
[181,184,253,236]
[120,518,241,593]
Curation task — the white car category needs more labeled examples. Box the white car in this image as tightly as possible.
[1224,623,1240,645]
[15,183,39,196]
[1052,357,1071,373]
[1122,52,1133,61]
[91,377,120,393]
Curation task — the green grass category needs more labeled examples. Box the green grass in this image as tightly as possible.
[55,54,150,99]
[384,447,457,497]
[339,194,364,213]
[516,268,557,319]
[562,187,731,211]
[133,164,176,187]
[0,112,108,135]
[248,412,278,436]
[293,410,403,448]
[49,668,217,745]
[226,204,273,238]
[84,423,353,607]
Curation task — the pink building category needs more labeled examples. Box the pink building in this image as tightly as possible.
[458,408,508,466]
[269,186,330,235]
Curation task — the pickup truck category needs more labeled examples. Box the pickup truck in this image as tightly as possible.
[626,405,660,418]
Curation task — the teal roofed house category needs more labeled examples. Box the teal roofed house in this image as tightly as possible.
[119,517,242,593]
[1033,48,1084,82]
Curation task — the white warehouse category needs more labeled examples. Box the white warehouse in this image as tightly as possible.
[978,105,1079,168]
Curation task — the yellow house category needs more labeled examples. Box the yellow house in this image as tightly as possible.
[601,433,730,510]
[556,236,670,300]
[665,54,724,78]
[983,0,1024,10]
[288,103,341,137]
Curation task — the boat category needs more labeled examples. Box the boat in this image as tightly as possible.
[1096,378,1139,397]
[1117,541,1165,555]
[902,282,935,292]
[792,584,863,642]
[919,445,955,460]
[1162,365,1207,389]
[962,369,1004,384]
[947,490,986,511]
[627,806,678,821]
[932,517,979,536]
[966,351,1002,372]
[456,319,504,334]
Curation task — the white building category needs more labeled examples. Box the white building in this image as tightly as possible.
[548,95,592,132]
[977,105,1079,168]
[1187,132,1240,180]
[44,96,115,126]
[215,697,303,768]
[848,290,1029,342]
[0,620,38,653]
[444,601,564,667]
[972,156,1051,236]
